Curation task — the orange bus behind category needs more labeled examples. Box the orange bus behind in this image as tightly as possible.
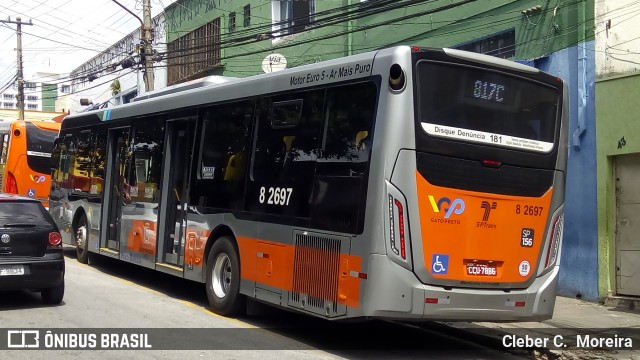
[3,121,61,208]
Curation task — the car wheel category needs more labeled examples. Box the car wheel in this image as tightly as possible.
[41,281,64,305]
[205,236,245,316]
[75,215,89,264]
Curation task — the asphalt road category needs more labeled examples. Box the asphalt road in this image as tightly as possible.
[0,246,530,359]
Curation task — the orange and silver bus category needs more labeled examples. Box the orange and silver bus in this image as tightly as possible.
[3,120,61,208]
[50,46,567,321]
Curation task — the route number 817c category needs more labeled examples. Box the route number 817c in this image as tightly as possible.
[259,187,293,206]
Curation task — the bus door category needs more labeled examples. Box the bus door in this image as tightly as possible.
[159,119,195,267]
[104,128,131,252]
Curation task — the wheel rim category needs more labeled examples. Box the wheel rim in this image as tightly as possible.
[76,223,87,250]
[211,253,232,299]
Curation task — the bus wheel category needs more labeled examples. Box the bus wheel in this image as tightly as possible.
[205,236,245,316]
[75,216,89,264]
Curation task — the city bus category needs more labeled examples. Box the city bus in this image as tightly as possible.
[50,46,567,321]
[3,120,61,209]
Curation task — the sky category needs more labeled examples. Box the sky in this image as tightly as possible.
[0,0,176,90]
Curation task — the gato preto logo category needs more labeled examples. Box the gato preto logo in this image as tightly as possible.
[428,196,465,219]
[480,201,497,221]
[29,175,46,184]
[7,330,40,348]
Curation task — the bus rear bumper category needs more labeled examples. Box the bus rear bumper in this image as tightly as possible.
[363,254,559,322]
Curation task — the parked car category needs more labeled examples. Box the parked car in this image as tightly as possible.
[0,194,64,304]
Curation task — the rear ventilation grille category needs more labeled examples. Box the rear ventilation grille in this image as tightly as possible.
[289,232,345,317]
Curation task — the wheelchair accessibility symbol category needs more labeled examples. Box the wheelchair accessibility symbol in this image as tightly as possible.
[27,189,36,197]
[431,254,449,275]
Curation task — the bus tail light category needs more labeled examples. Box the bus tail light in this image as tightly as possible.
[543,213,564,271]
[388,195,406,260]
[4,172,18,194]
[386,181,412,269]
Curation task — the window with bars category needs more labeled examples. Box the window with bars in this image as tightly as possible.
[25,82,36,89]
[229,12,236,33]
[27,95,38,101]
[244,5,251,27]
[456,29,516,59]
[167,18,221,85]
[3,103,14,109]
[272,0,314,37]
[61,85,71,93]
[27,104,38,110]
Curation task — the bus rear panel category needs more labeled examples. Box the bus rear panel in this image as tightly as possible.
[3,121,60,209]
[368,47,566,321]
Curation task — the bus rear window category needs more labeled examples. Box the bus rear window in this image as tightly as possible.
[26,122,58,174]
[417,61,560,153]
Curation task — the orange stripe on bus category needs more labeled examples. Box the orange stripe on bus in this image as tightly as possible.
[125,231,363,308]
[237,236,362,308]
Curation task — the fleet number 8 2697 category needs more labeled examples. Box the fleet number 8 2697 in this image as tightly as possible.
[259,187,293,206]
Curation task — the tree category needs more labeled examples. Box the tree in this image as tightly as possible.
[110,79,121,96]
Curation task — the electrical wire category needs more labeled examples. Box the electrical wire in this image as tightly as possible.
[19,0,636,101]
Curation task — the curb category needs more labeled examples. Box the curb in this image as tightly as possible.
[604,296,640,313]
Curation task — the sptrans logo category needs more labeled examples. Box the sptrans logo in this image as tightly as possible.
[428,195,465,224]
[477,201,498,229]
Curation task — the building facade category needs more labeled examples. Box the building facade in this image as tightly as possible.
[595,0,640,300]
[0,72,71,120]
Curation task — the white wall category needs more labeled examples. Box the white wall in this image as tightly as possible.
[595,0,640,78]
[69,13,168,113]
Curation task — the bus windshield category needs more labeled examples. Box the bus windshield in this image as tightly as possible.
[417,61,560,153]
[26,122,58,174]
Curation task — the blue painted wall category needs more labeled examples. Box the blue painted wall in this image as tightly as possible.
[530,42,598,300]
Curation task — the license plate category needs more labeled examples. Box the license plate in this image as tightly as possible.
[0,265,25,276]
[466,264,496,276]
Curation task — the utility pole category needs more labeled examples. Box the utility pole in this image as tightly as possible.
[142,0,154,92]
[0,17,33,120]
[112,0,154,92]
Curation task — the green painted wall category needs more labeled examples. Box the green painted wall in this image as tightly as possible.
[356,0,589,59]
[41,83,57,112]
[164,0,594,79]
[595,73,640,298]
[165,0,350,77]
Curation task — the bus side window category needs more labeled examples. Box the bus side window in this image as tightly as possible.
[60,134,76,191]
[311,81,378,233]
[129,117,164,203]
[192,100,254,210]
[0,133,9,165]
[90,127,108,195]
[248,90,323,217]
[73,131,93,193]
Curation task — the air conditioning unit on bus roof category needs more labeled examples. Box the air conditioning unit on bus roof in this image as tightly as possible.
[132,75,238,102]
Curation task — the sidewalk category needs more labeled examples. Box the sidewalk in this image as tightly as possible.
[445,296,640,359]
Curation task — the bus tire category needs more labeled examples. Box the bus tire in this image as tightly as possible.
[74,215,89,264]
[205,236,245,316]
